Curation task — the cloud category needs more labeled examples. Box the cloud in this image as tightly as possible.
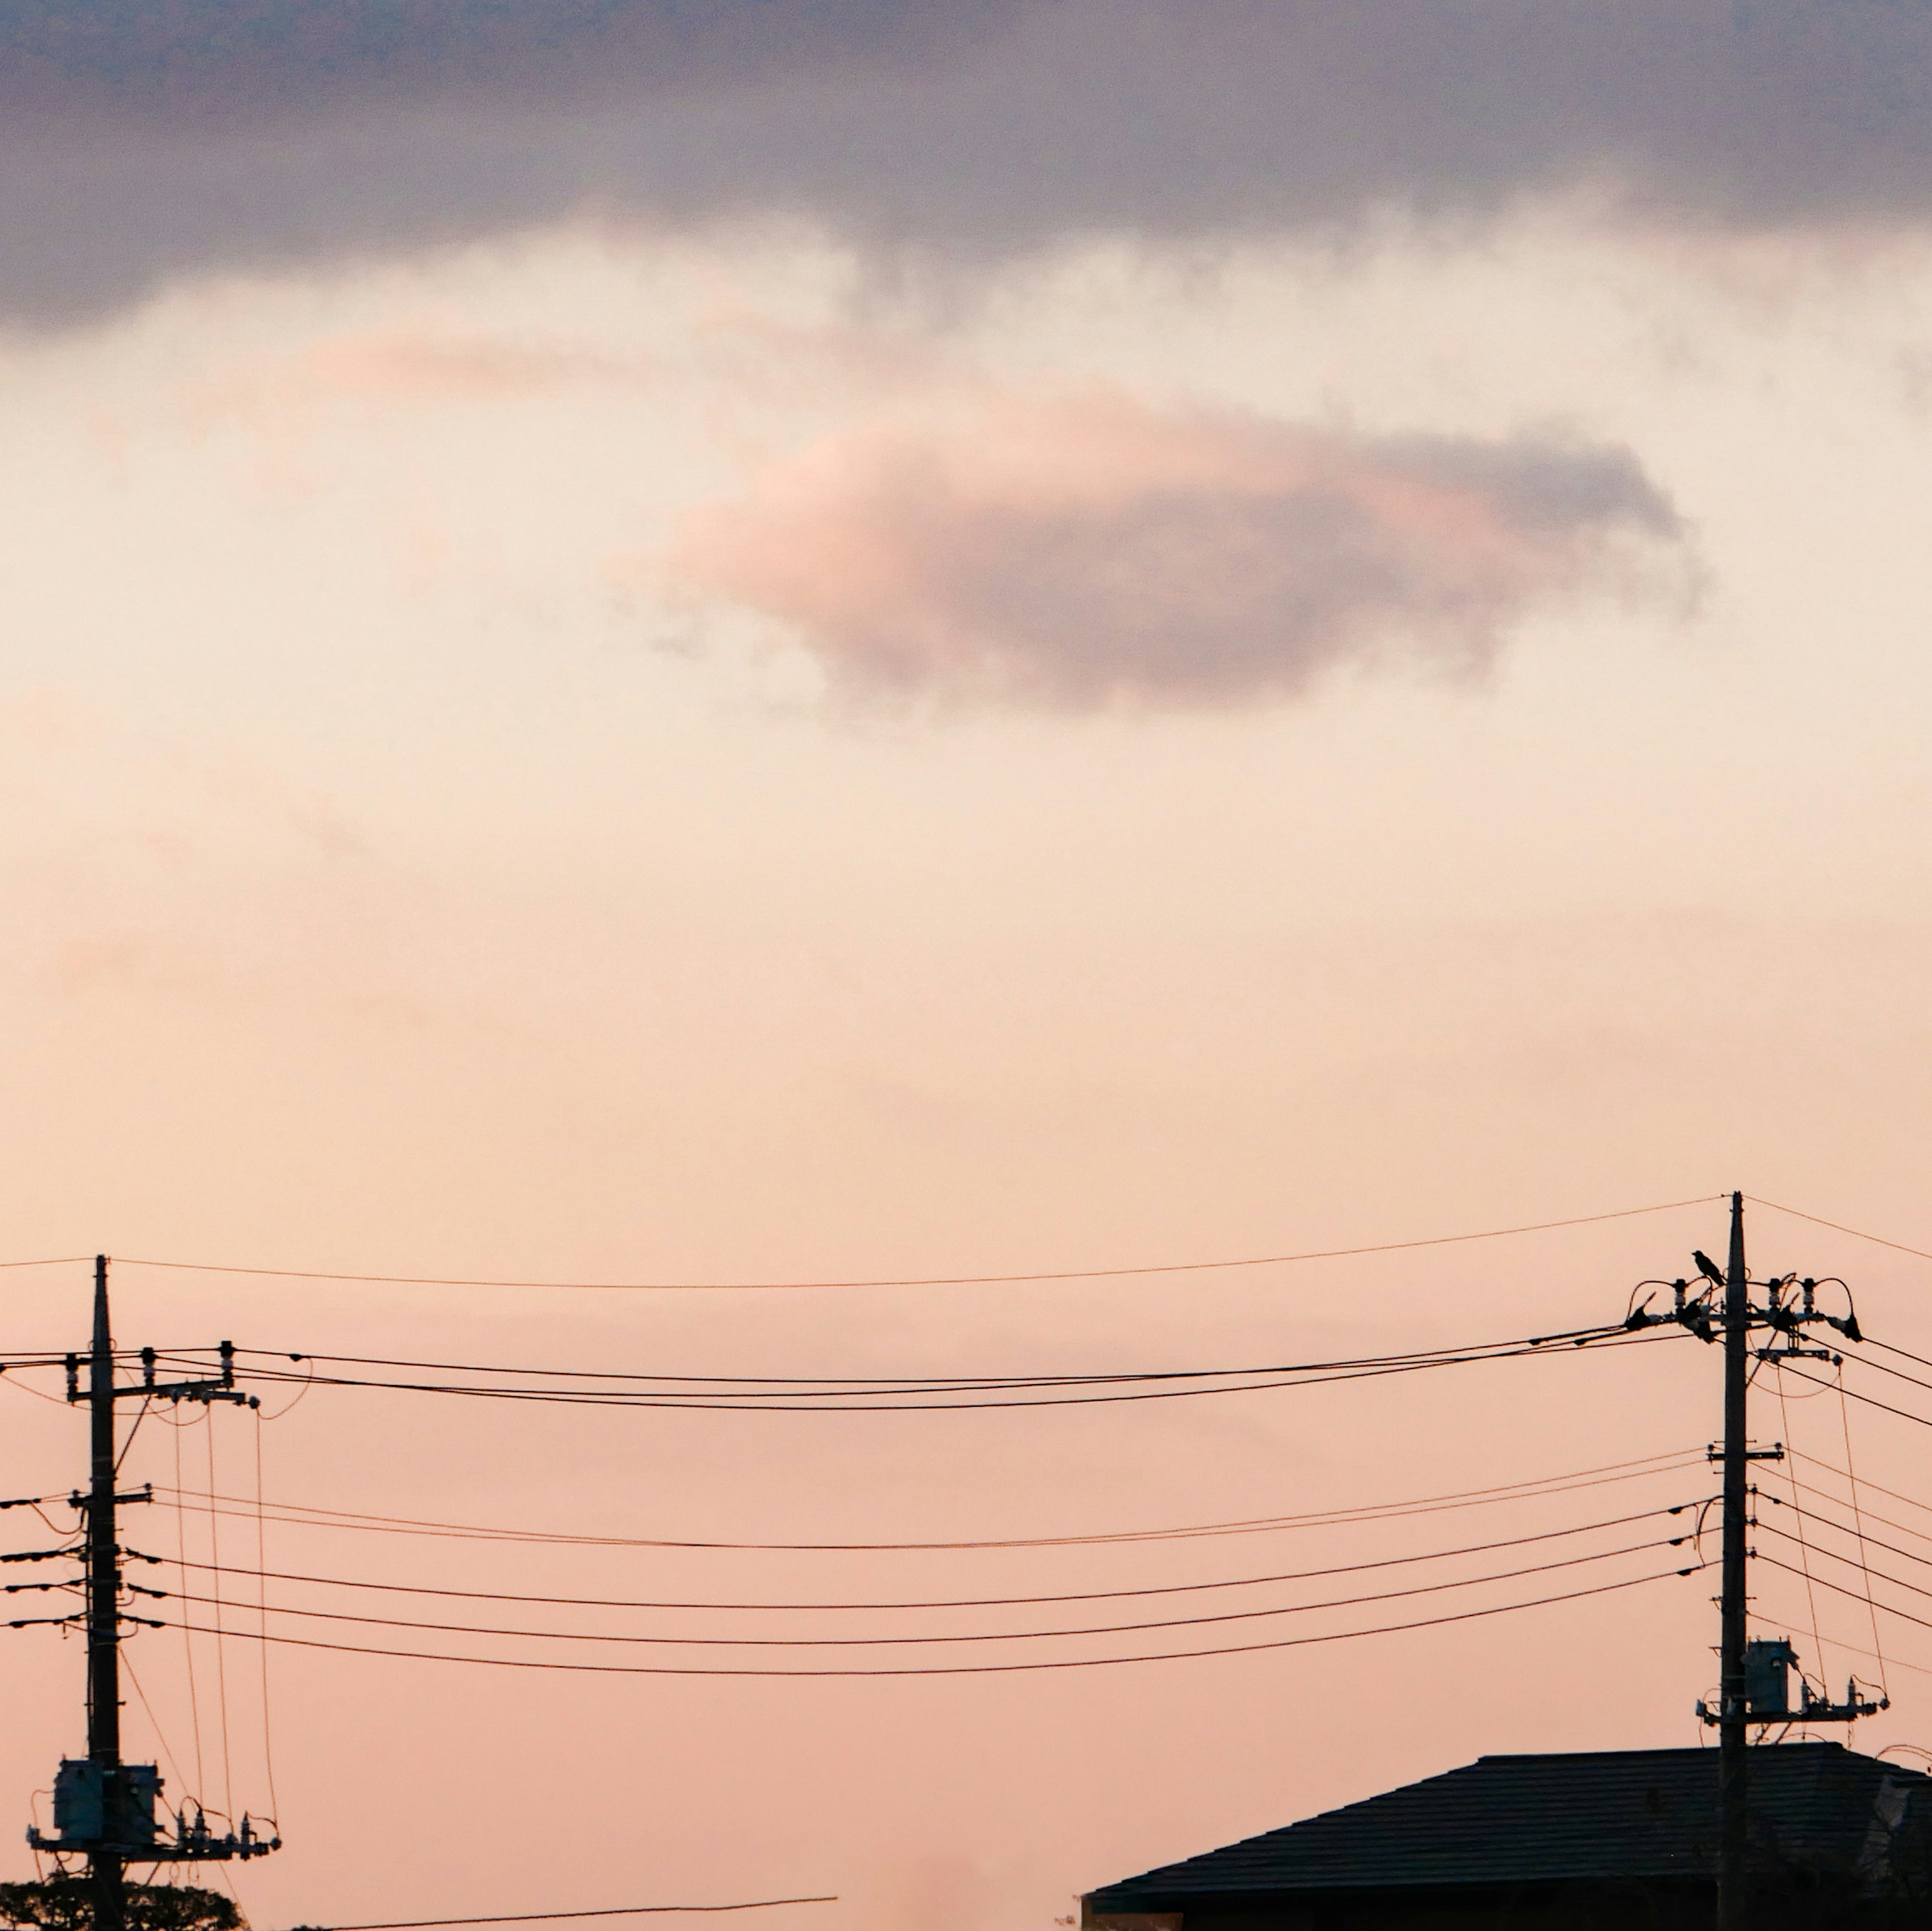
[7,3,1932,323]
[666,394,1683,707]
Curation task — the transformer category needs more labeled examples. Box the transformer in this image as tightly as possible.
[46,1761,159,1849]
[1744,1638,1798,1720]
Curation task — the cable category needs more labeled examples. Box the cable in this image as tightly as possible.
[1746,1196,1932,1265]
[107,1196,1719,1291]
[0,1258,92,1270]
[1870,1338,1932,1377]
[255,1407,279,1829]
[1790,1446,1932,1528]
[162,1565,1693,1678]
[206,1410,234,1831]
[1757,1520,1932,1608]
[259,1356,316,1424]
[1837,1365,1889,1699]
[123,1652,196,1814]
[1773,1361,1826,1684]
[304,1901,838,1928]
[1767,1489,1932,1580]
[1758,1554,1932,1640]
[1778,1363,1932,1434]
[165,1536,1680,1649]
[161,1502,1697,1614]
[147,1449,1703,1554]
[173,1415,206,1806]
[141,1329,1680,1414]
[1847,1353,1932,1403]
[216,1328,1635,1390]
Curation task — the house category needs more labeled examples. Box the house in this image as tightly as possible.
[1081,1742,1932,1929]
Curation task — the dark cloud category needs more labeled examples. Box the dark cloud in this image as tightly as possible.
[667,396,1685,708]
[7,2,1932,323]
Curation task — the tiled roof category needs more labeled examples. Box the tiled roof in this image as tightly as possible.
[1085,1744,1932,1907]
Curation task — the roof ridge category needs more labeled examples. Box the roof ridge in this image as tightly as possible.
[1474,1741,1854,1763]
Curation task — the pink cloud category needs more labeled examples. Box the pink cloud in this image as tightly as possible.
[668,394,1683,707]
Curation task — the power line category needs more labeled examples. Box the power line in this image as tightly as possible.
[1778,1362,1932,1434]
[162,1536,1681,1649]
[1746,1196,1932,1266]
[213,1326,1638,1390]
[1757,1519,1932,1608]
[145,1449,1703,1553]
[157,1565,1693,1678]
[1786,1479,1932,1569]
[104,1195,1718,1291]
[161,1502,1696,1613]
[1767,1490,1932,1579]
[297,1901,838,1929]
[146,1328,1678,1414]
[1758,1554,1932,1640]
[1791,1445,1932,1526]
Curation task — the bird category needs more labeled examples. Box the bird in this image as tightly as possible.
[1693,1250,1726,1287]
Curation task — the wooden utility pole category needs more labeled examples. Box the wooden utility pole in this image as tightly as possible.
[1716,1194,1748,1931]
[84,1255,126,1931]
[30,1258,282,1905]
[1622,1193,1877,1931]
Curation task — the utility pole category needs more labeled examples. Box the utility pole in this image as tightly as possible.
[1624,1191,1879,1931]
[1716,1194,1748,1931]
[26,1256,283,1915]
[85,1255,126,1931]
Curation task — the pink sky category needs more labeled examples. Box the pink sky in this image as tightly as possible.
[7,20,1932,1927]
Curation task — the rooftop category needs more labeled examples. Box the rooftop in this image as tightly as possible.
[1085,1743,1932,1909]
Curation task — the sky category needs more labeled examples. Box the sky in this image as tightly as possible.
[7,4,1932,1928]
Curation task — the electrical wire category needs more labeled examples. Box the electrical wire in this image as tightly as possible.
[206,1410,234,1832]
[304,1901,838,1928]
[1757,1520,1932,1608]
[159,1502,1700,1614]
[1758,1554,1932,1640]
[1773,1361,1826,1683]
[1841,1353,1932,1404]
[135,1329,1676,1415]
[173,1415,207,1806]
[1837,1365,1890,1699]
[254,1407,279,1830]
[160,1565,1694,1678]
[1746,1196,1932,1266]
[170,1329,1687,1415]
[1766,1490,1932,1580]
[1784,1478,1932,1558]
[146,1449,1704,1554]
[1790,1447,1932,1530]
[216,1328,1633,1390]
[162,1535,1682,1649]
[123,1651,197,1816]
[1870,1338,1932,1377]
[105,1196,1718,1291]
[1777,1363,1932,1435]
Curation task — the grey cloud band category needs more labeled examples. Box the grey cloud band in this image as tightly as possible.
[5,1,1932,320]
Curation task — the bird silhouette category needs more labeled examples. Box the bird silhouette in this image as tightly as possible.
[1693,1250,1726,1287]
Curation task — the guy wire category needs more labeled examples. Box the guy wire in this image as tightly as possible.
[173,1415,206,1805]
[1774,1362,1826,1685]
[256,1405,279,1828]
[206,1406,235,1827]
[1836,1364,1890,1699]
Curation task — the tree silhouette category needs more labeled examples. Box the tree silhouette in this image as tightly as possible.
[0,1880,242,1931]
